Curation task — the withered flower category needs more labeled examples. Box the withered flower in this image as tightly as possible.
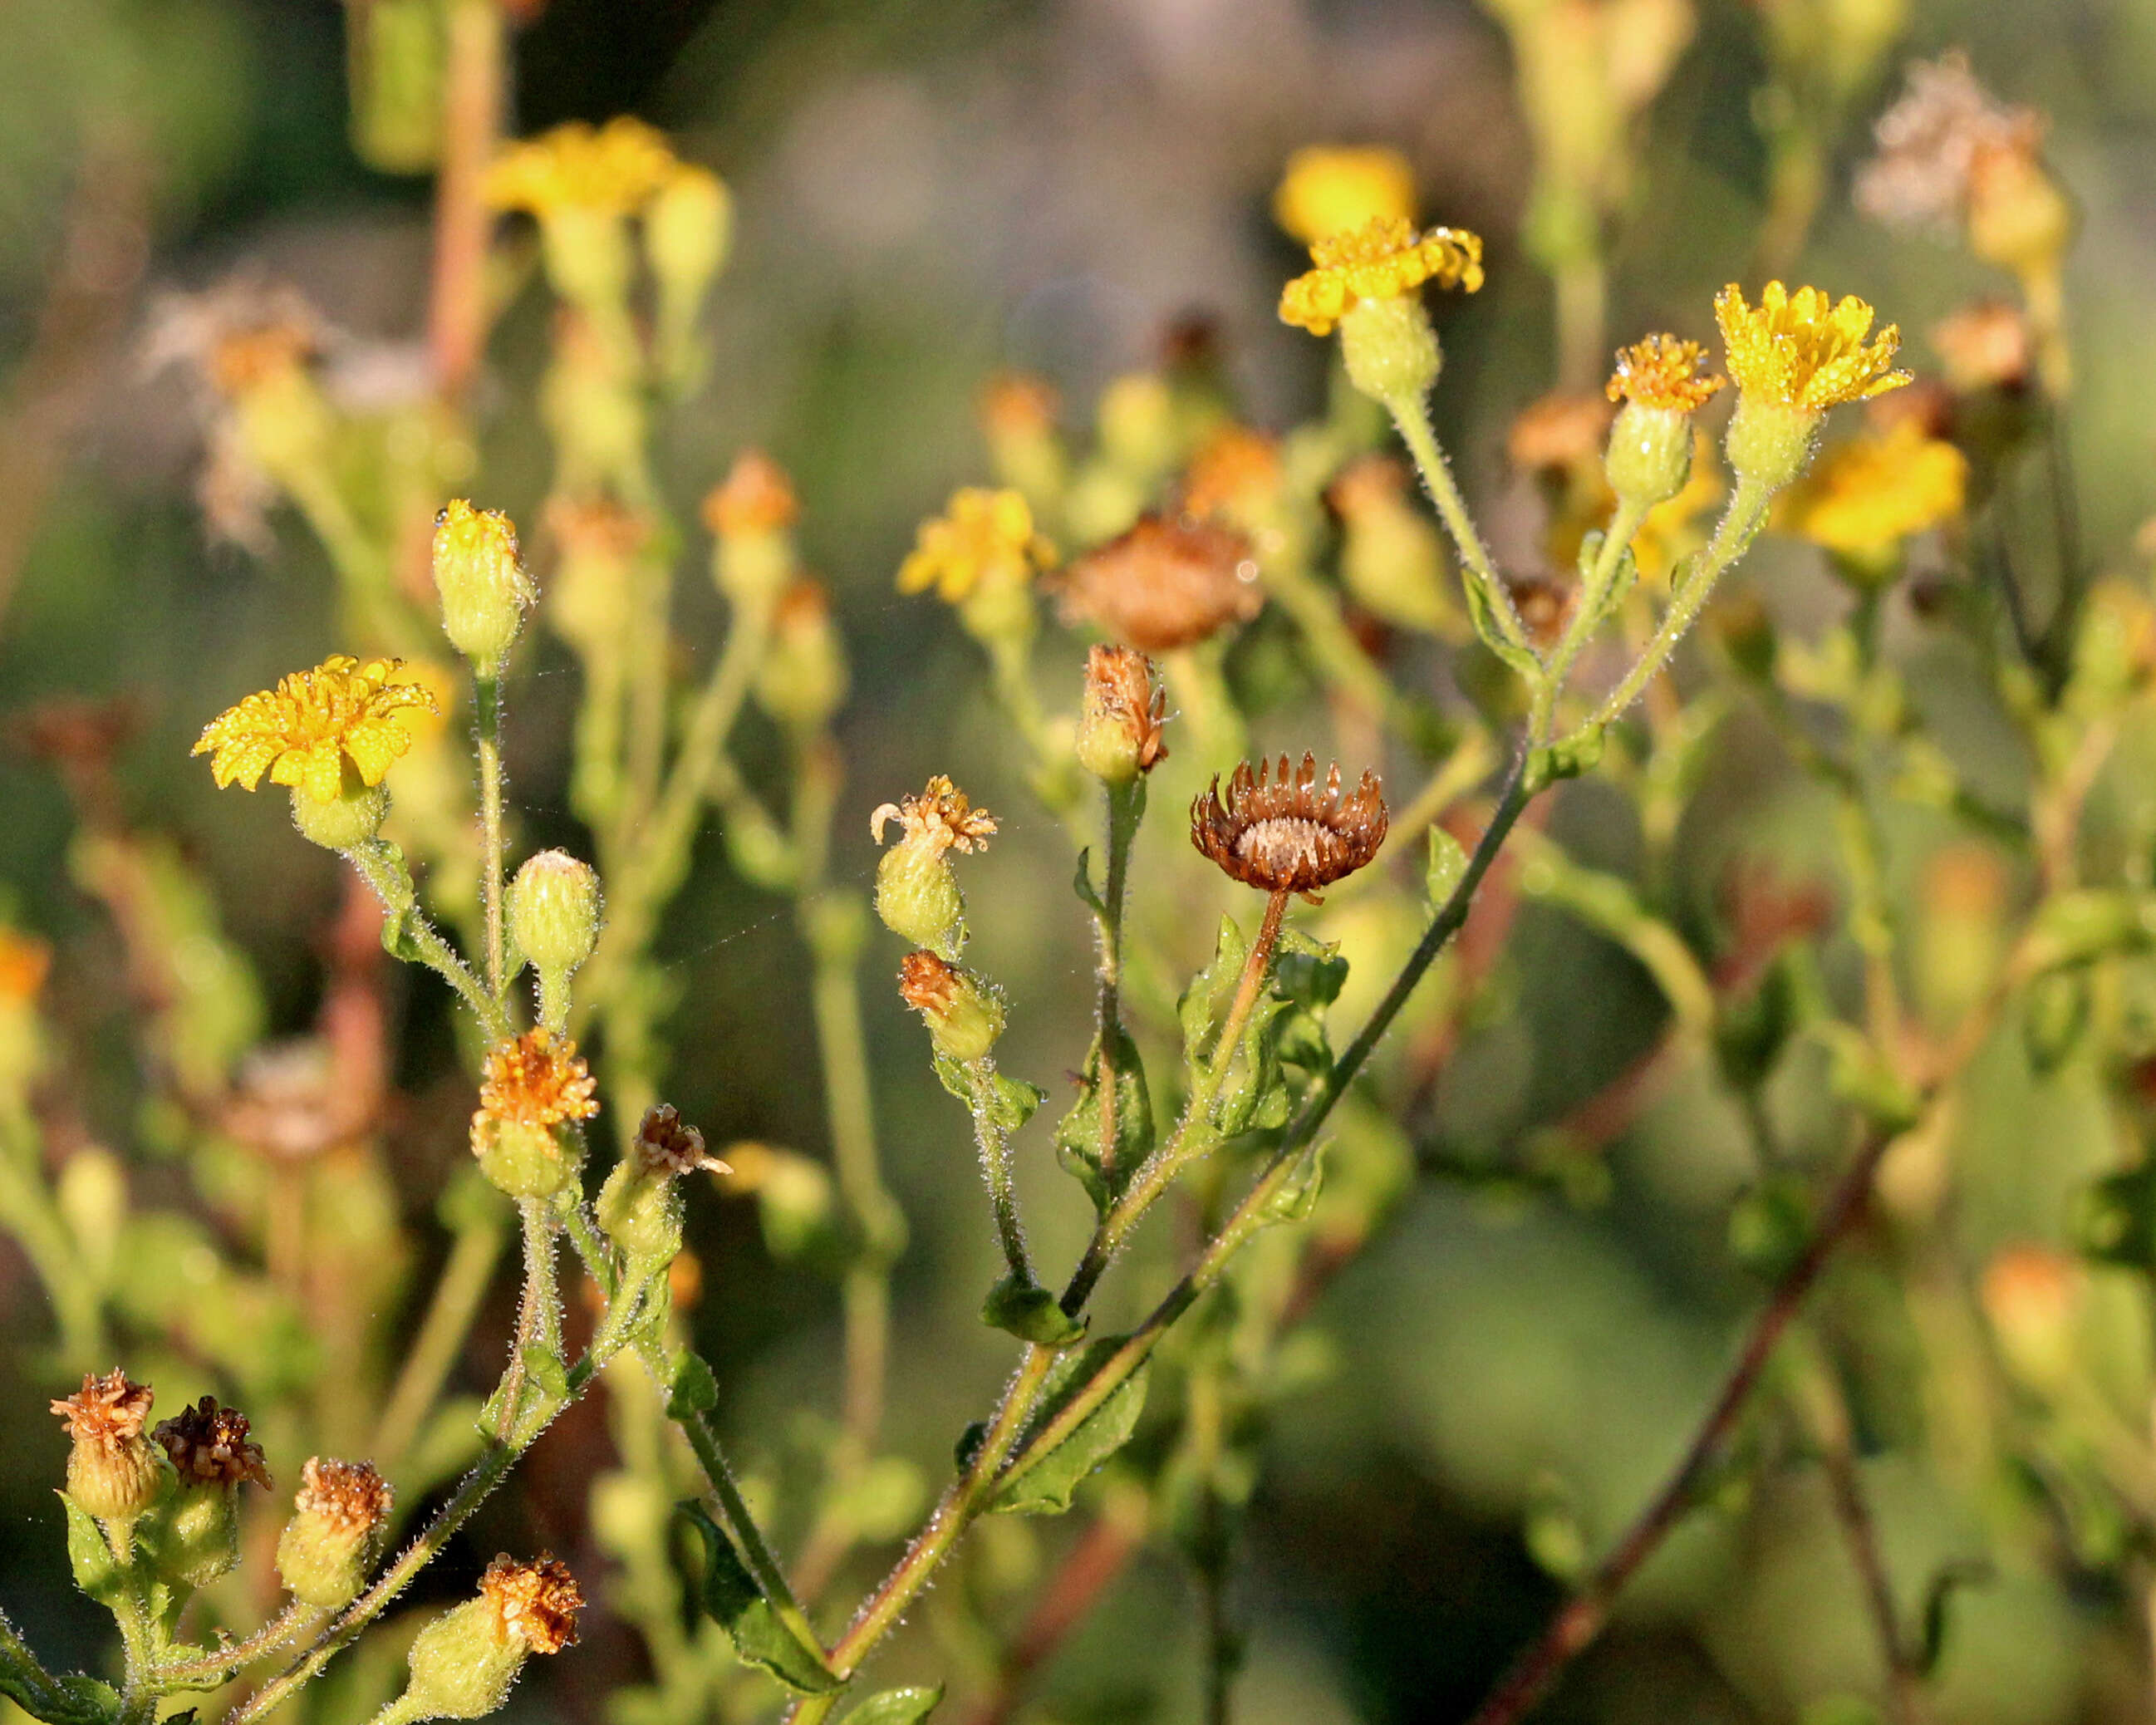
[154,1395,271,1490]
[1051,514,1262,653]
[896,950,1004,1063]
[474,1031,600,1140]
[1191,754,1388,902]
[278,1457,393,1607]
[52,1369,169,1521]
[1078,645,1169,784]
[632,1104,729,1178]
[51,1369,154,1446]
[479,1552,584,1654]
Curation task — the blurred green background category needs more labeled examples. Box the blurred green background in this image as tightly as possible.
[2,2,2156,1721]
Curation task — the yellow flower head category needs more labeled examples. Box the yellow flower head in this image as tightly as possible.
[484,117,680,218]
[869,774,998,858]
[475,1032,599,1134]
[1272,145,1417,245]
[194,656,438,804]
[1775,419,1968,553]
[1606,334,1726,412]
[1714,282,1911,413]
[896,488,1055,602]
[1279,217,1484,338]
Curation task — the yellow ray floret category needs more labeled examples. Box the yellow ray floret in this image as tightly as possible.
[1279,217,1484,337]
[1273,145,1417,245]
[194,656,438,804]
[1606,334,1727,412]
[896,488,1056,603]
[1776,420,1967,553]
[484,116,680,218]
[1714,282,1911,412]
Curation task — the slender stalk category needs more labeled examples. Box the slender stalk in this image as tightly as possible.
[1387,393,1536,662]
[1461,1126,1899,1725]
[371,1203,511,1472]
[969,1062,1034,1285]
[344,840,508,1039]
[1532,500,1648,743]
[474,672,507,1000]
[153,1602,322,1688]
[426,0,503,406]
[0,1111,105,1363]
[1092,779,1142,1184]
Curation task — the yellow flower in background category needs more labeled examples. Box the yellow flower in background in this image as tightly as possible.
[484,117,680,217]
[1279,217,1484,337]
[1273,145,1417,245]
[1605,334,1726,412]
[1714,282,1911,411]
[896,488,1056,602]
[194,656,438,804]
[1776,419,1968,553]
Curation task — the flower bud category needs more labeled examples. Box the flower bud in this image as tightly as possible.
[508,852,602,1027]
[646,167,732,362]
[276,1457,393,1608]
[870,777,997,960]
[1076,646,1168,785]
[395,1555,582,1722]
[1338,294,1440,409]
[1604,401,1694,511]
[146,1396,270,1590]
[289,777,390,852]
[597,1104,729,1266]
[1096,372,1179,484]
[979,372,1067,510]
[469,1033,597,1201]
[897,951,1005,1064]
[1967,144,2073,283]
[754,580,848,733]
[538,207,634,322]
[704,452,799,611]
[1722,396,1820,495]
[1981,1246,2082,1393]
[433,500,534,676]
[51,1370,170,1524]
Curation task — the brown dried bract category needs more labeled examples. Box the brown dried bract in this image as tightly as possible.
[1191,754,1387,900]
[154,1395,271,1490]
[52,1370,154,1445]
[293,1457,392,1532]
[1083,645,1169,774]
[1051,514,1261,653]
[897,950,960,1018]
[635,1104,729,1177]
[475,1032,599,1135]
[481,1552,583,1654]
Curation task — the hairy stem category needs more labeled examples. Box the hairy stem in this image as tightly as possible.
[474,672,507,1001]
[1387,391,1536,663]
[344,840,508,1039]
[153,1601,322,1688]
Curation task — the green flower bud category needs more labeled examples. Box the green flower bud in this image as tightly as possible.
[754,581,848,732]
[289,777,390,852]
[508,851,602,1027]
[394,1555,582,1723]
[1095,372,1179,483]
[538,206,633,319]
[870,777,998,959]
[51,1371,170,1525]
[1603,401,1694,512]
[702,451,799,610]
[1722,396,1820,495]
[897,951,1005,1064]
[145,1396,270,1590]
[433,500,534,676]
[597,1105,727,1267]
[1338,294,1440,410]
[646,165,732,338]
[276,1457,393,1609]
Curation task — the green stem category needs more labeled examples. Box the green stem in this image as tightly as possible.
[371,1202,509,1472]
[1093,779,1143,1185]
[1387,392,1536,661]
[344,839,508,1040]
[970,1059,1034,1285]
[153,1600,322,1688]
[474,671,506,1001]
[1532,499,1648,742]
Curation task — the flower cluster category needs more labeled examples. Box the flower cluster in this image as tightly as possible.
[896,488,1056,603]
[484,117,682,218]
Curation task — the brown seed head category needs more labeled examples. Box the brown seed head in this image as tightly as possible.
[634,1104,729,1177]
[897,950,961,1017]
[1051,514,1262,653]
[868,775,998,858]
[479,1552,583,1654]
[702,450,799,538]
[52,1371,155,1445]
[1081,645,1169,775]
[1191,754,1387,899]
[978,371,1061,440]
[474,1032,599,1139]
[292,1457,393,1534]
[1507,391,1614,474]
[1181,426,1282,523]
[154,1396,271,1490]
[1930,300,2031,393]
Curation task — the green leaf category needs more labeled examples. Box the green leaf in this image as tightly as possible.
[1524,726,1605,791]
[1426,826,1468,909]
[930,1049,975,1108]
[840,1686,944,1725]
[1260,1145,1325,1225]
[676,1504,844,1696]
[1070,849,1107,918]
[665,1352,719,1419]
[1179,916,1250,1071]
[984,1072,1046,1133]
[993,1338,1150,1516]
[1459,569,1545,681]
[1053,1023,1154,1212]
[981,1275,1087,1347]
[61,1496,126,1609]
[1271,934,1348,1010]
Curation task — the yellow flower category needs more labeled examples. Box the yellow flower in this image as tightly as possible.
[1273,145,1417,245]
[474,1031,600,1136]
[1775,419,1968,553]
[194,656,438,804]
[1606,334,1726,412]
[1714,282,1911,412]
[896,488,1055,602]
[483,117,680,218]
[1279,217,1484,337]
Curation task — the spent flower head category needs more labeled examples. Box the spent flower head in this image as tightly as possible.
[1272,145,1417,245]
[1714,283,1910,414]
[153,1395,271,1490]
[632,1104,729,1179]
[52,1369,154,1445]
[897,951,1006,1064]
[872,776,996,957]
[1931,300,2032,392]
[194,656,437,804]
[1856,52,2039,236]
[896,487,1055,603]
[1051,514,1261,653]
[279,1457,393,1608]
[703,449,800,538]
[480,1553,584,1655]
[1278,216,1484,338]
[475,1032,599,1137]
[1078,645,1169,784]
[870,775,999,860]
[1191,754,1388,901]
[53,1369,169,1522]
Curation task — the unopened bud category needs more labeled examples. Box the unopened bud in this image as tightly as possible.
[1967,144,2074,283]
[646,165,733,332]
[597,1104,729,1265]
[51,1370,170,1524]
[870,777,997,960]
[754,580,848,732]
[704,452,799,610]
[1338,295,1440,410]
[289,778,390,852]
[433,500,534,676]
[897,951,1005,1064]
[277,1457,393,1608]
[1096,372,1179,484]
[146,1395,270,1589]
[395,1554,582,1722]
[508,852,602,1027]
[1076,645,1168,785]
[1981,1246,2082,1393]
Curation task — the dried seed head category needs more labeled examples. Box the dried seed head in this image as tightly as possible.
[479,1552,584,1654]
[1078,645,1169,784]
[633,1104,729,1178]
[1051,514,1262,653]
[52,1370,155,1445]
[1191,754,1388,899]
[896,950,961,1019]
[869,775,998,859]
[279,1457,393,1607]
[154,1396,271,1490]
[292,1457,393,1533]
[1856,52,2040,236]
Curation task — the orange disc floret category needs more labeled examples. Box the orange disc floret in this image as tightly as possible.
[475,1032,599,1136]
[52,1369,155,1445]
[194,656,439,804]
[703,450,800,538]
[1606,334,1727,413]
[1279,217,1484,338]
[1714,283,1911,413]
[480,1552,584,1654]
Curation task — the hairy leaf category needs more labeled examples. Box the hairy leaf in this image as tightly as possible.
[1053,1022,1153,1211]
[839,1687,944,1725]
[676,1504,844,1695]
[993,1338,1150,1516]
